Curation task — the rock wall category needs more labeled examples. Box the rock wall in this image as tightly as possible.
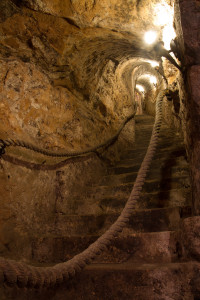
[0,0,140,260]
[0,153,105,262]
[0,0,191,268]
[175,0,200,214]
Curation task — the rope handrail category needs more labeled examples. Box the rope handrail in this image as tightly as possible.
[0,89,166,288]
[0,114,135,158]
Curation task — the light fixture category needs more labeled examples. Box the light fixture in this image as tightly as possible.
[138,75,157,87]
[149,75,157,85]
[145,60,159,67]
[162,25,176,51]
[144,31,157,45]
[136,84,145,93]
[153,1,176,50]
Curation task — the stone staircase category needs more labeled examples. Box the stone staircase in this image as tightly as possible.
[3,114,196,300]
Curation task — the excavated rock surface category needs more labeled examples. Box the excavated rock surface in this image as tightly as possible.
[174,0,200,214]
[0,114,195,300]
[0,0,141,154]
[1,0,200,298]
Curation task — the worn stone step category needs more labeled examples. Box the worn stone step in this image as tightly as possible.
[67,262,195,300]
[117,147,186,162]
[91,184,191,212]
[134,126,180,135]
[134,137,184,148]
[31,230,179,265]
[134,134,182,147]
[115,154,188,170]
[135,115,154,123]
[96,191,191,212]
[102,171,190,188]
[110,163,189,178]
[135,124,168,131]
[116,147,187,170]
[93,178,191,197]
[54,206,188,236]
[94,173,191,196]
[121,143,185,159]
[1,263,196,300]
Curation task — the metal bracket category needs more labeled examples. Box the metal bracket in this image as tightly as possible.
[0,140,6,157]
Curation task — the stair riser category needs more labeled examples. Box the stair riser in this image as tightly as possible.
[5,263,193,300]
[54,207,181,236]
[122,144,185,159]
[97,189,191,212]
[112,150,187,174]
[109,168,189,182]
[132,136,182,147]
[101,173,190,188]
[64,263,194,300]
[92,182,190,207]
[31,231,178,264]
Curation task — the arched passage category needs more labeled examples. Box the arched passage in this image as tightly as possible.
[0,0,199,298]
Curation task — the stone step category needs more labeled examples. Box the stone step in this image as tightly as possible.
[51,262,195,300]
[102,171,190,188]
[95,190,191,212]
[135,116,153,120]
[31,230,179,264]
[54,206,189,236]
[133,134,182,146]
[109,163,189,179]
[116,147,187,170]
[2,262,195,300]
[135,124,168,130]
[91,184,191,212]
[1,260,197,300]
[120,143,185,159]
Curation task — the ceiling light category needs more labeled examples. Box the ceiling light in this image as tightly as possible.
[162,25,176,50]
[149,75,157,84]
[136,84,145,93]
[153,1,176,50]
[145,60,159,67]
[149,61,159,67]
[139,74,157,86]
[144,31,157,45]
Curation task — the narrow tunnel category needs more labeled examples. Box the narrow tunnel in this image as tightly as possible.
[0,0,200,299]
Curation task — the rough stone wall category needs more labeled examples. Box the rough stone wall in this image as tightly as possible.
[12,0,173,34]
[0,153,106,262]
[0,0,141,261]
[159,58,183,134]
[0,3,137,149]
[0,0,186,266]
[174,0,200,214]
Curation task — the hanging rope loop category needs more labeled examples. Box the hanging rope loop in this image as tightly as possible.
[0,114,135,159]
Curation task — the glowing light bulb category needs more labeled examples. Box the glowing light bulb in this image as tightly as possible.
[163,25,176,50]
[139,74,157,86]
[150,61,159,67]
[153,1,176,50]
[145,60,159,67]
[136,84,145,93]
[149,75,157,84]
[144,31,157,45]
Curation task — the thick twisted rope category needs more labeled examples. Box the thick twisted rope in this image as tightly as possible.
[0,89,165,288]
[0,114,134,158]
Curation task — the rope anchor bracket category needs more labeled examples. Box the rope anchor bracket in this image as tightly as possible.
[0,140,6,157]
